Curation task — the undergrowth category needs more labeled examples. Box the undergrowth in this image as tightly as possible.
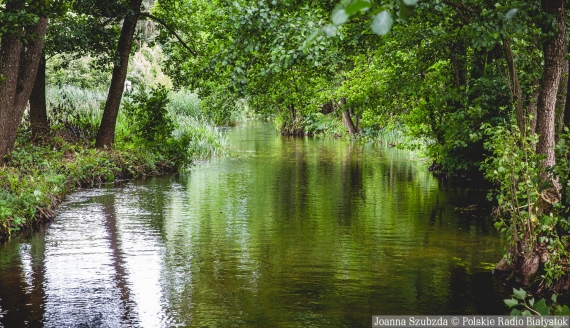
[0,85,228,240]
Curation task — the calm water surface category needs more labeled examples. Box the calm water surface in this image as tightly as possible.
[0,121,508,327]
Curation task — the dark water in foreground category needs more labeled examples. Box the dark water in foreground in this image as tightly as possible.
[0,121,508,327]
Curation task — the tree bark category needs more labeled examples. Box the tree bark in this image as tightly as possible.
[0,10,48,164]
[29,52,49,140]
[555,37,568,142]
[95,0,143,149]
[563,67,570,128]
[339,98,358,135]
[342,110,358,135]
[536,0,566,175]
[502,37,524,134]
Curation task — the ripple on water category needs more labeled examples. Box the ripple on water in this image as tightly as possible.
[0,122,508,328]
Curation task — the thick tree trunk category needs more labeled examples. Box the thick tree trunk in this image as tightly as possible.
[95,0,143,149]
[0,13,48,164]
[536,0,566,174]
[502,37,524,134]
[29,53,49,140]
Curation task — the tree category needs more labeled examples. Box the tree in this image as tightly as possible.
[95,0,143,148]
[536,0,566,184]
[0,0,55,164]
[29,0,127,139]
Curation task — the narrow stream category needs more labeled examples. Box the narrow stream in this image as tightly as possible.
[0,121,508,327]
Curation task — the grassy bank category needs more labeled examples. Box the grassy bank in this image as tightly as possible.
[0,86,228,241]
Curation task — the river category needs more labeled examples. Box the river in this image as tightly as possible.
[0,121,508,327]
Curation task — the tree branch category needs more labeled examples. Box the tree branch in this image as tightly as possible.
[139,12,198,57]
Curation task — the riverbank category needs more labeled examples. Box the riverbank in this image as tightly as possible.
[0,123,227,242]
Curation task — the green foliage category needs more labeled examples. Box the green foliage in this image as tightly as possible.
[168,88,201,117]
[127,45,172,89]
[124,85,174,143]
[483,120,570,286]
[303,112,346,137]
[0,103,228,238]
[200,85,250,126]
[46,85,107,141]
[504,288,570,316]
[47,55,111,90]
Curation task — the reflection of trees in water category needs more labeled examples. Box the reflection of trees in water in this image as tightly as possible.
[0,227,47,327]
[100,193,137,324]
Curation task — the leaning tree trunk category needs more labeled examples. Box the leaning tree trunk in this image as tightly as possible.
[0,13,48,164]
[95,0,143,149]
[342,109,358,135]
[29,52,49,140]
[536,0,566,176]
[339,98,358,135]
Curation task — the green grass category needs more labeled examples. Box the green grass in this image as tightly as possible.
[1,86,229,241]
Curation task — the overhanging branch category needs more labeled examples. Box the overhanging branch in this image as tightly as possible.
[139,12,198,57]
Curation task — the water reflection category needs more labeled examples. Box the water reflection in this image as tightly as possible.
[0,121,507,327]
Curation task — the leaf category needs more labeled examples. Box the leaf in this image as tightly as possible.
[323,24,338,37]
[346,1,370,15]
[512,288,527,300]
[305,29,320,48]
[534,299,552,316]
[403,0,419,5]
[505,8,518,20]
[332,8,349,25]
[371,11,393,36]
[556,305,570,315]
[552,294,558,303]
[504,298,520,308]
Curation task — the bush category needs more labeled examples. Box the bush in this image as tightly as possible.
[123,85,174,143]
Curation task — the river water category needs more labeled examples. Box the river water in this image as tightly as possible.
[0,121,508,327]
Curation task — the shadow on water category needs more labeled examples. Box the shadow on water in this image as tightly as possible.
[0,121,509,327]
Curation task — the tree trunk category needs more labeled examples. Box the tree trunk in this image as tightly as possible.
[555,37,568,142]
[562,36,570,135]
[95,0,143,149]
[342,110,358,135]
[29,52,49,140]
[0,11,48,164]
[502,37,524,134]
[536,0,566,175]
[338,98,358,135]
